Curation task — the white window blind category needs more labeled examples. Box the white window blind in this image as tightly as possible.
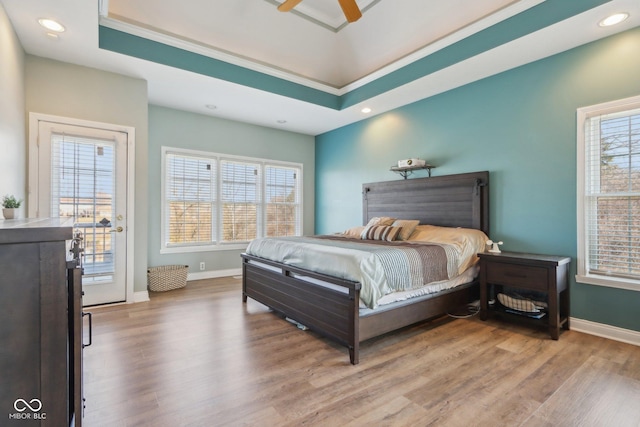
[581,104,640,283]
[51,133,116,220]
[161,147,302,252]
[165,152,216,247]
[221,160,260,243]
[50,133,117,278]
[265,165,300,237]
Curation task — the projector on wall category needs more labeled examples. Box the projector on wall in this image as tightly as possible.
[397,158,426,168]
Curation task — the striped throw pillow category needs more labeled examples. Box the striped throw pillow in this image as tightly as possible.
[361,225,401,241]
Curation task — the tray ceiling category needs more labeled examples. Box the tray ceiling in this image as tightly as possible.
[3,0,639,135]
[106,0,524,88]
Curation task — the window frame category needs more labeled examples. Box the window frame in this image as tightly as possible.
[576,94,640,292]
[161,146,303,253]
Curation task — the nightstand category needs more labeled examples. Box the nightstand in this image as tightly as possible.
[478,251,571,339]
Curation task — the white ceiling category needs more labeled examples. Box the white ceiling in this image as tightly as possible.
[270,0,380,30]
[2,0,639,135]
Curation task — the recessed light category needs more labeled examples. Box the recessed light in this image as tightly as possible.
[361,107,372,114]
[277,119,287,124]
[205,104,217,110]
[38,18,65,33]
[598,12,629,27]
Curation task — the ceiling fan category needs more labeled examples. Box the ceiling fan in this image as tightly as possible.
[278,0,363,23]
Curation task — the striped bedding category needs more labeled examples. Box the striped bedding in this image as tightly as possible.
[245,235,475,309]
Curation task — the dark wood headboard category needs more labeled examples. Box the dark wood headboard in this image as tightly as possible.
[362,171,489,235]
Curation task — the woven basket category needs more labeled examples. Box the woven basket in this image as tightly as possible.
[147,265,189,292]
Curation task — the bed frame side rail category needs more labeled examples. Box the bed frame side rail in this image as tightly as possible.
[359,281,478,341]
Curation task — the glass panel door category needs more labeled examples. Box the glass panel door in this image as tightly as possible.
[37,121,128,305]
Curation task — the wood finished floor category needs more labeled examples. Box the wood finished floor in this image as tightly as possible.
[82,277,640,427]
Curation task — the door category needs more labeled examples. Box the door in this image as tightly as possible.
[35,121,128,306]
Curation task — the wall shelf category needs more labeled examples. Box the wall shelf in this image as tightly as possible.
[390,164,435,179]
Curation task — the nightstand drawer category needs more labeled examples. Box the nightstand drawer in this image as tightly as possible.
[485,263,547,291]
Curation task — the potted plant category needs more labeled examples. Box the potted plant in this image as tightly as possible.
[2,194,22,219]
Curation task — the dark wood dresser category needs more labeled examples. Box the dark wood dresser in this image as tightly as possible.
[0,218,83,426]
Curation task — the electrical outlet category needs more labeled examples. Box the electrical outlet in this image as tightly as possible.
[199,262,205,271]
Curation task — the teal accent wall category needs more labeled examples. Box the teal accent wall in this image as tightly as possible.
[148,105,315,274]
[315,27,640,332]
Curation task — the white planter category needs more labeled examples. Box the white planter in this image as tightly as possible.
[2,208,17,219]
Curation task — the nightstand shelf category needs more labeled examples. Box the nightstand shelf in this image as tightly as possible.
[478,251,571,339]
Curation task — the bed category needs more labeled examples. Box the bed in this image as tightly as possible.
[241,171,489,364]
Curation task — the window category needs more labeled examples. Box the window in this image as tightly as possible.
[165,153,216,247]
[265,165,300,237]
[162,147,302,252]
[577,95,640,291]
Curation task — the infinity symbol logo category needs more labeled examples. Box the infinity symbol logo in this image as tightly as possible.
[14,398,42,412]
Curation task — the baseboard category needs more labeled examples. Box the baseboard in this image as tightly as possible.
[570,317,640,347]
[129,269,240,304]
[132,290,150,303]
[187,268,242,282]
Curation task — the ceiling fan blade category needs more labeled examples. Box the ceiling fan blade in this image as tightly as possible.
[277,0,303,12]
[337,0,362,22]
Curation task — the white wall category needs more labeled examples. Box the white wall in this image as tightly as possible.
[0,3,25,212]
[147,105,315,275]
[25,56,150,293]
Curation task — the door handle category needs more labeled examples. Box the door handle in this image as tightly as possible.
[82,312,92,348]
[110,226,124,233]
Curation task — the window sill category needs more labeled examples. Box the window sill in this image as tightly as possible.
[575,274,640,292]
[161,243,248,254]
